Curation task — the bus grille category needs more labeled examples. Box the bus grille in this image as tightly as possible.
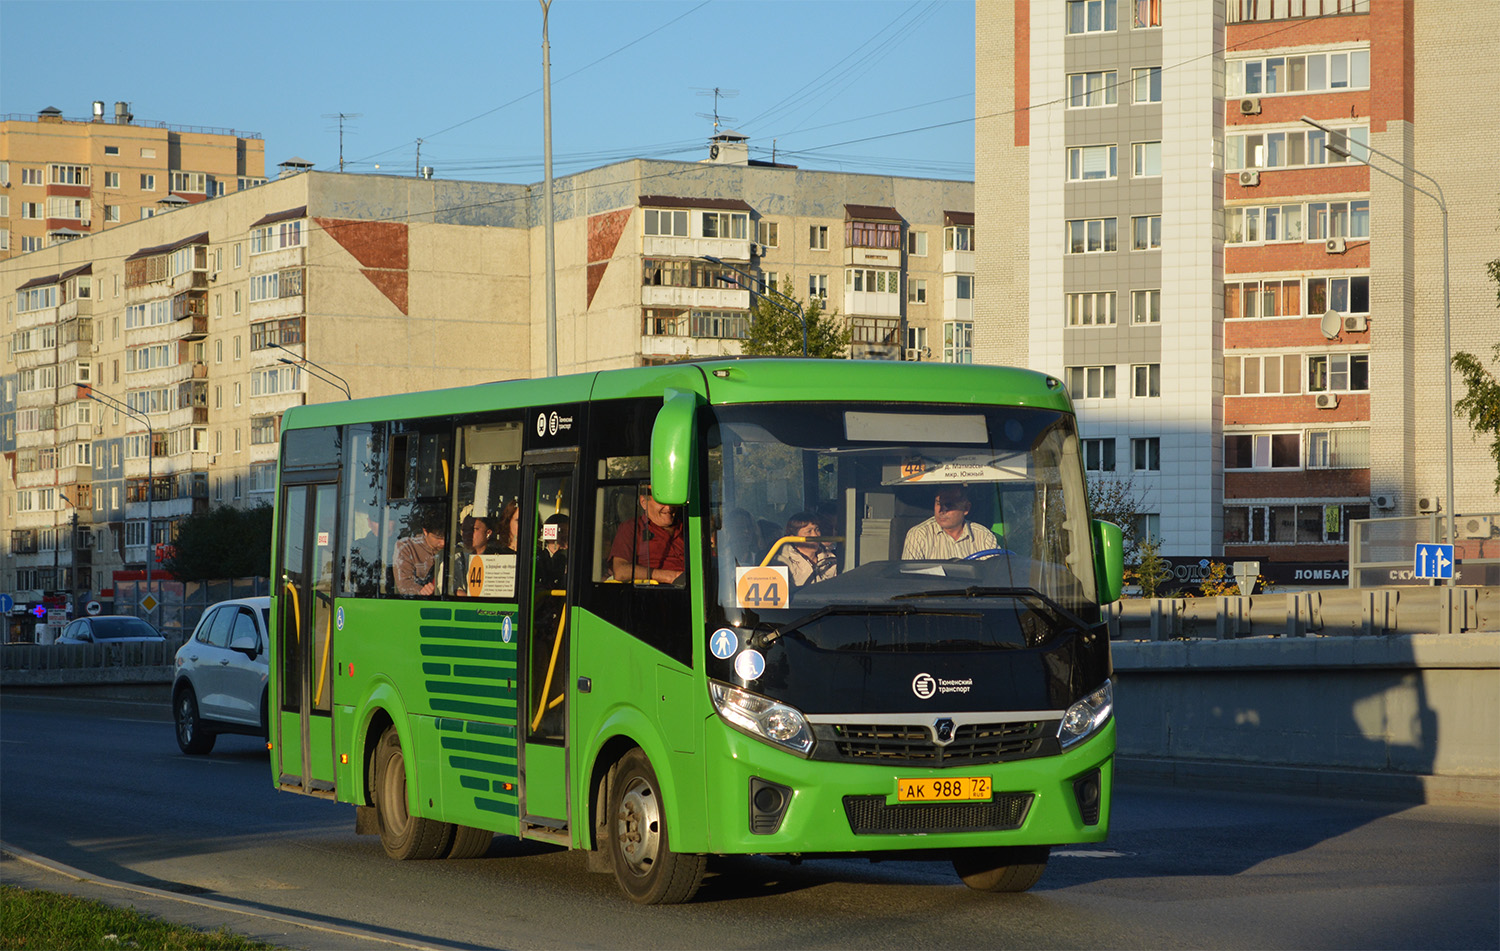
[842,792,1034,835]
[817,721,1048,768]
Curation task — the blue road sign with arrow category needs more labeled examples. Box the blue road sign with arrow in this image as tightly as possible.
[1414,543,1454,580]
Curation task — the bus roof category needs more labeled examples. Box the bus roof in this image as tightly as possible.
[278,359,1073,432]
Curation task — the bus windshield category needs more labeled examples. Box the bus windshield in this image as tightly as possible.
[706,402,1099,646]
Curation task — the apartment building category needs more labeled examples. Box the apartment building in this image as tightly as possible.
[2,140,972,618]
[975,0,1499,582]
[0,102,267,261]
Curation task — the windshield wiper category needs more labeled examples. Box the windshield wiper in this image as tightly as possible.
[890,586,1092,632]
[749,603,923,649]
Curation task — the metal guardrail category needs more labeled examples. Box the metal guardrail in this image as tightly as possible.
[1108,585,1498,640]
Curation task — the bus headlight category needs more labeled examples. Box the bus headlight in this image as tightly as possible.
[1058,680,1113,748]
[710,682,814,756]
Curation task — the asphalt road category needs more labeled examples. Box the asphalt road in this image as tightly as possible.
[2,690,1496,950]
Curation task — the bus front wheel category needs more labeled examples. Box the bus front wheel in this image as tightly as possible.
[608,749,705,904]
[953,845,1050,892]
[372,726,453,860]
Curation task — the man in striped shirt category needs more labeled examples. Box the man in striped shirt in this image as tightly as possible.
[901,485,999,560]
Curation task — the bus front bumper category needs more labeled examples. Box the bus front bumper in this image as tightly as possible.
[700,717,1114,856]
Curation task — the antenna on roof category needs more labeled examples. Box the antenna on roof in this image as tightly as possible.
[322,113,363,172]
[693,87,739,133]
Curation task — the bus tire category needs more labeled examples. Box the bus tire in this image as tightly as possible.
[953,845,1050,892]
[372,726,453,860]
[446,825,493,860]
[174,686,216,755]
[608,748,704,904]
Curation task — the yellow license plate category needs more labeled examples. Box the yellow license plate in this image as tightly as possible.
[896,776,992,802]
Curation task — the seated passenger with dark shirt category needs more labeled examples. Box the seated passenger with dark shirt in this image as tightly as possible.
[609,485,685,584]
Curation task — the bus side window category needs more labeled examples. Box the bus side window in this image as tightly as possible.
[453,421,522,598]
[341,423,387,597]
[384,425,454,598]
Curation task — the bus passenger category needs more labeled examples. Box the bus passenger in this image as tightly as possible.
[901,485,999,560]
[610,485,685,584]
[394,505,446,596]
[536,512,570,592]
[775,512,837,586]
[453,514,496,596]
[497,499,520,554]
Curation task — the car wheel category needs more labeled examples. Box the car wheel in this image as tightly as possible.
[952,845,1050,892]
[446,824,493,860]
[371,726,453,860]
[174,687,216,755]
[608,748,704,904]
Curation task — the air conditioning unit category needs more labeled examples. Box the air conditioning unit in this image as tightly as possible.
[905,348,922,362]
[80,220,91,227]
[1314,392,1339,409]
[1238,170,1260,187]
[1460,516,1494,539]
[1343,314,1368,332]
[1239,97,1261,115]
[1325,237,1347,254]
[1417,496,1440,514]
[1373,494,1396,510]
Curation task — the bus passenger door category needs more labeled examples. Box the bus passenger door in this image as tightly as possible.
[275,481,338,796]
[520,460,575,829]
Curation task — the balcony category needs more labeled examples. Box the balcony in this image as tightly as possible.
[641,286,750,310]
[943,249,975,274]
[845,246,902,268]
[176,313,209,340]
[641,235,752,262]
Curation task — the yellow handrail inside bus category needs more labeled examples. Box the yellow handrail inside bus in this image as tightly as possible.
[759,535,846,568]
[283,580,301,645]
[529,591,569,731]
[313,587,332,708]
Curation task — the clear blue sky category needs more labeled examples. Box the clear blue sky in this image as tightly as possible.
[1,1,976,183]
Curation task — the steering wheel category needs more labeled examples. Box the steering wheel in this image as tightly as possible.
[962,548,1013,561]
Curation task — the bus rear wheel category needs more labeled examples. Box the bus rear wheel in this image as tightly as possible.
[608,749,704,904]
[372,726,453,860]
[953,845,1050,892]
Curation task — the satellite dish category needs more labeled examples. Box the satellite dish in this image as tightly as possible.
[1320,309,1342,339]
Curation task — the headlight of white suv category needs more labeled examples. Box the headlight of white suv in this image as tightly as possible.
[709,681,813,756]
[1058,680,1113,748]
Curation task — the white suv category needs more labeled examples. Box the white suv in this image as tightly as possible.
[172,596,271,754]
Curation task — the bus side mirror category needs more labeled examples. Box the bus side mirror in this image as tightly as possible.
[1092,519,1124,604]
[650,388,698,506]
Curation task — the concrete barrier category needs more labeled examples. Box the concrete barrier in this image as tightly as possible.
[1113,632,1500,805]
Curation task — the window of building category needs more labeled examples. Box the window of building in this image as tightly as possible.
[906,325,928,355]
[140,173,155,191]
[1226,279,1303,320]
[1067,0,1117,34]
[1228,1,1368,23]
[1307,353,1369,393]
[757,220,778,248]
[808,273,828,299]
[643,209,688,237]
[21,235,43,252]
[20,202,42,219]
[250,219,305,253]
[1224,432,1301,469]
[1068,144,1118,181]
[104,145,119,156]
[49,164,89,186]
[1067,70,1118,108]
[233,289,242,314]
[1132,364,1160,398]
[104,205,120,222]
[943,321,973,364]
[1226,203,1305,244]
[1132,215,1161,250]
[21,167,44,186]
[1133,67,1162,103]
[1132,437,1161,471]
[140,208,155,220]
[907,231,928,256]
[1133,0,1161,28]
[1307,200,1370,240]
[170,171,207,193]
[1067,365,1116,399]
[1227,125,1368,171]
[944,225,974,251]
[1132,141,1161,177]
[702,211,748,239]
[1131,289,1160,324]
[0,228,8,251]
[1225,502,1368,545]
[1225,353,1301,396]
[846,268,900,295]
[955,275,974,300]
[907,278,927,304]
[1307,427,1370,469]
[809,225,828,250]
[1083,438,1116,472]
[1067,217,1117,254]
[1307,275,1369,315]
[848,220,901,249]
[234,382,242,406]
[104,171,120,188]
[1068,291,1116,326]
[1228,48,1371,97]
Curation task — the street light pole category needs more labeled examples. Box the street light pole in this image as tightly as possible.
[1300,117,1455,585]
[270,343,352,399]
[703,255,808,356]
[77,385,153,590]
[540,0,558,377]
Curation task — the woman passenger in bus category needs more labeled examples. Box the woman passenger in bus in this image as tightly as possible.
[775,512,838,586]
[453,513,496,596]
[496,499,521,554]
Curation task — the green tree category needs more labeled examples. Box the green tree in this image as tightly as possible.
[741,292,850,358]
[162,503,273,581]
[1086,474,1147,560]
[1451,257,1500,492]
[1133,538,1170,598]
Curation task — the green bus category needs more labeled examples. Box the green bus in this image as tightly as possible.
[269,359,1123,904]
